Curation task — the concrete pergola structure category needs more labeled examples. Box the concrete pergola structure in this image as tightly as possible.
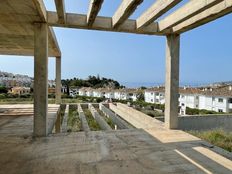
[1,0,232,136]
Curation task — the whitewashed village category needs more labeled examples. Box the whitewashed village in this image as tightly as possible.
[67,84,232,115]
[1,69,232,115]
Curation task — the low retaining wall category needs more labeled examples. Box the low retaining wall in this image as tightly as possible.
[100,104,133,129]
[61,105,69,133]
[178,115,232,131]
[78,104,90,132]
[155,115,232,131]
[88,104,112,131]
[109,103,163,129]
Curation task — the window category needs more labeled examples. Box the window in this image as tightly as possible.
[151,93,153,95]
[218,98,223,103]
[228,98,232,103]
[196,105,198,108]
[181,103,185,106]
[218,109,223,113]
[151,99,153,102]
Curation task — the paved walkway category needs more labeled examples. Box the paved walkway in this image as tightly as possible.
[0,104,231,174]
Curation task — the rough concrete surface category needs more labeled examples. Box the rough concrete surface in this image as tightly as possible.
[0,104,231,174]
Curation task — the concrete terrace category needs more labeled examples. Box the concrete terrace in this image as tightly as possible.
[0,104,60,137]
[1,0,232,135]
[0,104,232,174]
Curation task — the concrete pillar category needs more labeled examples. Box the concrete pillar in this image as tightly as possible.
[55,57,61,104]
[34,23,48,137]
[165,34,180,129]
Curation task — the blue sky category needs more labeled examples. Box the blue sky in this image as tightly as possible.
[0,0,232,87]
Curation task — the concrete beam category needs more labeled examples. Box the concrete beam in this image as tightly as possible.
[61,105,69,132]
[47,11,161,35]
[48,27,61,57]
[88,104,112,131]
[34,23,48,136]
[55,57,61,104]
[100,104,133,129]
[172,0,232,33]
[112,0,143,29]
[136,0,181,29]
[78,104,90,132]
[158,0,223,31]
[165,34,180,129]
[54,0,66,24]
[32,0,47,22]
[87,0,104,26]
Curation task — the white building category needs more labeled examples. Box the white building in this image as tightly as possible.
[144,87,165,104]
[114,89,130,100]
[104,89,115,99]
[198,86,232,113]
[145,86,232,115]
[61,86,67,93]
[86,88,93,97]
[79,87,88,96]
[69,87,79,97]
[93,88,105,98]
[126,89,142,102]
[114,90,122,100]
[128,92,137,101]
[179,87,201,115]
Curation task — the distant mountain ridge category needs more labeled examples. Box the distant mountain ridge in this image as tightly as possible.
[0,70,32,79]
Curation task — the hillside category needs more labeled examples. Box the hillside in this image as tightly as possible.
[62,75,124,89]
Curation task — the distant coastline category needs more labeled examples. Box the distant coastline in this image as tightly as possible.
[120,82,217,88]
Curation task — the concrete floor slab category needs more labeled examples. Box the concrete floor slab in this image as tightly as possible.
[0,104,231,174]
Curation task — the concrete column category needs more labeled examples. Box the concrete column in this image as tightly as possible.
[165,34,180,129]
[34,23,48,137]
[55,57,61,104]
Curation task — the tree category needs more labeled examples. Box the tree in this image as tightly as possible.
[136,92,144,101]
[140,86,147,90]
[61,75,123,89]
[0,86,7,94]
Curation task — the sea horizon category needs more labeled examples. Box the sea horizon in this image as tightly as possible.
[120,82,213,88]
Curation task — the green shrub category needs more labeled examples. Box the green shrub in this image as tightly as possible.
[0,86,7,94]
[186,107,219,115]
[83,109,101,131]
[48,93,55,98]
[19,94,31,98]
[67,104,81,132]
[0,94,6,99]
[189,129,232,152]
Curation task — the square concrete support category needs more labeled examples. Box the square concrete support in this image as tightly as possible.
[55,57,61,104]
[34,23,48,137]
[165,34,180,129]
